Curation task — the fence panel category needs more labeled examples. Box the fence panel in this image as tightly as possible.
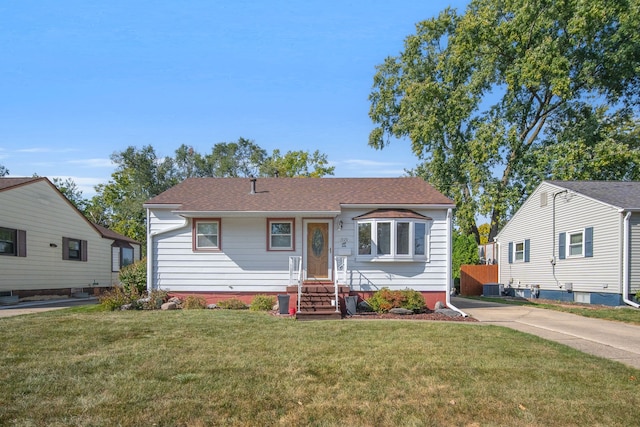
[460,264,498,296]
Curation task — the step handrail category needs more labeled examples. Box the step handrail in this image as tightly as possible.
[333,256,347,313]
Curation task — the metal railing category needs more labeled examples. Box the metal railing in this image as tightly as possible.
[334,256,348,313]
[289,256,302,313]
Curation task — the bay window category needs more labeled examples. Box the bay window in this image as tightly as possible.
[356,215,430,261]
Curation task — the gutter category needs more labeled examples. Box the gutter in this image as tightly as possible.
[445,208,468,317]
[146,210,189,292]
[622,211,640,308]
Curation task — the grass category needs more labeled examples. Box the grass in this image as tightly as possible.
[1,309,639,426]
[466,296,640,325]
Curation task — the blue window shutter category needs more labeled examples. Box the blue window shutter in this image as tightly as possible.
[585,227,593,258]
[508,242,513,264]
[559,233,566,260]
[524,239,530,263]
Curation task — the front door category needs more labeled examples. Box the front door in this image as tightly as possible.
[304,220,332,281]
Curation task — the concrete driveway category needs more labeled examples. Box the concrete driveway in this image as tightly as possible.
[451,296,640,370]
[0,298,98,318]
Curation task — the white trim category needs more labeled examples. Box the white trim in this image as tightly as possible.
[513,240,525,262]
[622,212,640,308]
[354,218,430,262]
[340,203,455,209]
[174,210,341,217]
[566,229,585,258]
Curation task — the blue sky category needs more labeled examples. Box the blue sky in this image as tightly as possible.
[1,0,469,196]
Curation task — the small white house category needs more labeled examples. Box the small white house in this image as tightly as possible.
[144,177,456,312]
[0,177,141,303]
[496,180,640,307]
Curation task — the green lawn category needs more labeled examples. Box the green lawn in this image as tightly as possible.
[465,296,640,325]
[1,308,638,426]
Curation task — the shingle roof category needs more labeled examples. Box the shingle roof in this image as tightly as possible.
[547,180,640,210]
[145,177,454,212]
[93,223,141,245]
[0,177,43,191]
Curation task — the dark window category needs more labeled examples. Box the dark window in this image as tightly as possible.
[63,237,87,261]
[0,227,26,257]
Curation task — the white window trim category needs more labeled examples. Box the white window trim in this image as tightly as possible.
[513,241,525,263]
[267,218,295,251]
[193,219,221,251]
[567,229,584,258]
[356,219,430,262]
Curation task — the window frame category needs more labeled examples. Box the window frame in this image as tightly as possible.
[62,237,87,262]
[0,227,17,256]
[192,218,222,252]
[567,229,584,258]
[356,218,430,262]
[514,241,525,262]
[267,218,295,251]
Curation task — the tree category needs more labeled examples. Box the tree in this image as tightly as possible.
[201,138,267,177]
[259,149,335,177]
[369,0,640,243]
[477,223,490,245]
[94,145,178,243]
[51,177,88,213]
[0,164,8,177]
[452,230,479,280]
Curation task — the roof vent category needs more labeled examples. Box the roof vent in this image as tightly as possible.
[249,177,257,195]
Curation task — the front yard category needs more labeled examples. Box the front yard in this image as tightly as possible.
[1,308,638,426]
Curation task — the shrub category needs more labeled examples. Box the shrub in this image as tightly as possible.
[182,295,207,309]
[142,289,169,310]
[250,294,276,311]
[99,286,142,311]
[217,298,249,310]
[366,288,426,313]
[119,258,147,294]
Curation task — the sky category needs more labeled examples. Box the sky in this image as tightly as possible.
[1,0,470,197]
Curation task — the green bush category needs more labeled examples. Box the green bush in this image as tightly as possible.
[366,288,426,313]
[99,286,142,311]
[217,298,249,310]
[250,294,276,311]
[119,258,147,294]
[183,295,207,309]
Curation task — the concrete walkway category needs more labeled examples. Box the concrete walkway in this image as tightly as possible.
[0,298,98,318]
[451,296,640,370]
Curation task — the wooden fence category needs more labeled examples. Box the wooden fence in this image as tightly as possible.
[460,264,498,296]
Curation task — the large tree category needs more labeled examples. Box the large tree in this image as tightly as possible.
[259,149,335,177]
[369,0,640,243]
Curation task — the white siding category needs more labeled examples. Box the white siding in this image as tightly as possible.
[497,182,622,294]
[629,213,640,293]
[0,180,114,291]
[149,207,450,293]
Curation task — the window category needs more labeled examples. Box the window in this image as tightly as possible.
[121,247,134,267]
[63,237,87,261]
[0,227,26,257]
[558,227,593,259]
[357,219,429,260]
[0,227,16,255]
[508,240,530,264]
[193,219,221,251]
[514,242,525,262]
[268,219,294,251]
[358,223,372,255]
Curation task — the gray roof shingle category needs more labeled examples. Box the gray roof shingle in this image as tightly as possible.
[547,180,640,210]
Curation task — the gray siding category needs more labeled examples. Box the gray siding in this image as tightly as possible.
[497,182,623,295]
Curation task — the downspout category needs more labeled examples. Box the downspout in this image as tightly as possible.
[551,189,568,287]
[622,211,640,308]
[147,212,189,292]
[445,208,468,317]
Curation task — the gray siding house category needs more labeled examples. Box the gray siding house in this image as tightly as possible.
[495,181,640,307]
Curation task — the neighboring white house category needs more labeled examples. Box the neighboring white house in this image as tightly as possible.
[143,177,456,310]
[496,180,640,307]
[0,177,141,302]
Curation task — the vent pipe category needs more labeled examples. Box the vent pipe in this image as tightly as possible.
[249,177,257,194]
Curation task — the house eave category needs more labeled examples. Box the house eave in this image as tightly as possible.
[340,203,456,210]
[173,210,342,218]
[144,203,183,209]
